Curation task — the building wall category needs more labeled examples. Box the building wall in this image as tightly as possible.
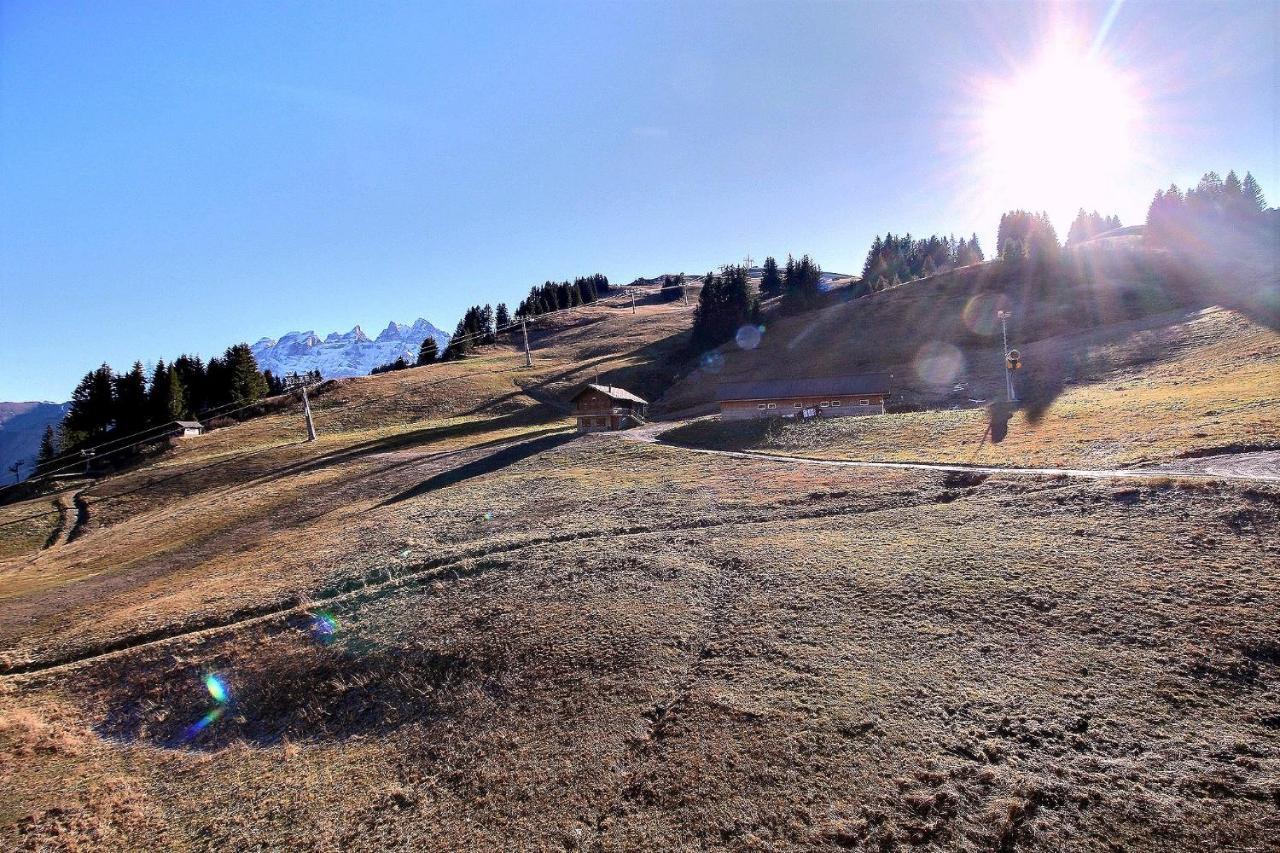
[576,411,641,432]
[719,395,886,421]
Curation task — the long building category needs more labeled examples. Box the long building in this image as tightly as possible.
[715,374,891,420]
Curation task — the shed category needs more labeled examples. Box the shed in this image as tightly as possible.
[715,374,891,420]
[570,384,648,432]
[173,420,205,438]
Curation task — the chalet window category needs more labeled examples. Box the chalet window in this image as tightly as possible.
[860,399,869,405]
[596,417,606,426]
[757,403,767,410]
[820,401,830,408]
[793,402,802,408]
[831,400,841,407]
[767,402,777,409]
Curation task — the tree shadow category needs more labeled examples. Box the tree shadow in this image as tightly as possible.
[380,431,578,505]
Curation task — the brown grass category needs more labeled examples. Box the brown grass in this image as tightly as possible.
[0,280,1277,850]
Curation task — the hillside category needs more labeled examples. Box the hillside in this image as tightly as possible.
[657,244,1279,470]
[1,251,1278,851]
[0,402,69,483]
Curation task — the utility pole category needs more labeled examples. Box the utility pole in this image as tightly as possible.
[998,310,1017,403]
[521,317,532,367]
[630,287,636,314]
[682,284,689,306]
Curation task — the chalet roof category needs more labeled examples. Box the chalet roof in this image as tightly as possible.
[715,373,892,402]
[174,420,204,429]
[572,383,648,406]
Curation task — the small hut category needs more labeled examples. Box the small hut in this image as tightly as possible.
[570,384,648,432]
[173,420,205,438]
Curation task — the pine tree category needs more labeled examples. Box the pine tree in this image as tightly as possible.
[417,336,439,364]
[782,255,822,312]
[1242,172,1267,213]
[166,365,188,421]
[223,343,269,403]
[111,361,148,434]
[148,360,173,425]
[495,303,510,330]
[64,364,116,444]
[691,266,757,349]
[36,425,57,474]
[760,256,782,296]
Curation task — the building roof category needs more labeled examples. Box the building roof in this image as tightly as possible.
[715,373,892,402]
[571,383,649,406]
[174,420,204,429]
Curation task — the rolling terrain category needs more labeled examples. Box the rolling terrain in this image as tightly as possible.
[1,253,1278,851]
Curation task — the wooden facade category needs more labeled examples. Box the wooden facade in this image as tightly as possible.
[716,374,891,421]
[570,384,648,432]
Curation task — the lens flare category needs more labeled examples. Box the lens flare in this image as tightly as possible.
[735,325,763,351]
[962,294,1011,337]
[700,351,725,373]
[182,705,224,741]
[204,673,229,704]
[310,611,339,644]
[913,342,965,387]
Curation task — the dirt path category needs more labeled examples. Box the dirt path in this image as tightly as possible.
[621,421,1280,483]
[1153,449,1280,480]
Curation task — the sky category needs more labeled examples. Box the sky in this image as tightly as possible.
[1,0,1276,401]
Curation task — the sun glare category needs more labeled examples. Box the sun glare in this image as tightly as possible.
[977,40,1143,224]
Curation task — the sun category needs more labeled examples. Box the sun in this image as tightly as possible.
[976,39,1144,226]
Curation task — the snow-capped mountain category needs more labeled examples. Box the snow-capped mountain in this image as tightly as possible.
[251,318,450,379]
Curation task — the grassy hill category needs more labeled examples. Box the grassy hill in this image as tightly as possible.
[1,248,1278,850]
[658,244,1279,469]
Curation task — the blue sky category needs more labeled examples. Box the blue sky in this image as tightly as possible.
[1,0,1275,400]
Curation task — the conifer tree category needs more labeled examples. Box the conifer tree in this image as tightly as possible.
[691,266,757,349]
[36,425,57,473]
[1242,172,1267,213]
[417,336,439,364]
[495,303,510,329]
[64,364,115,444]
[782,255,822,312]
[760,256,782,296]
[224,343,269,403]
[112,361,148,434]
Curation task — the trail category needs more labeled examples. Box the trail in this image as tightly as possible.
[621,422,1280,483]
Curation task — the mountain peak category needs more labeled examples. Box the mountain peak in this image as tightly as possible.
[250,318,450,381]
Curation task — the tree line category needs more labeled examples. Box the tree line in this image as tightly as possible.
[43,344,281,472]
[1066,210,1122,246]
[859,233,985,291]
[687,254,826,349]
[515,274,610,320]
[1146,169,1268,243]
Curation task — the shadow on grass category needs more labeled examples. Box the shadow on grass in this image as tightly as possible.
[380,431,577,505]
[91,636,504,750]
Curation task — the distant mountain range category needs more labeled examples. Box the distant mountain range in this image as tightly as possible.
[0,401,71,483]
[250,319,450,380]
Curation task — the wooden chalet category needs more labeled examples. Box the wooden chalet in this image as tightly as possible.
[570,384,648,432]
[715,374,891,420]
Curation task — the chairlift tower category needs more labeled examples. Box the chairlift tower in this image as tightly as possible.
[284,373,318,441]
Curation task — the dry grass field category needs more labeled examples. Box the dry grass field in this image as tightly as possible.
[1,265,1278,851]
[1,435,1278,850]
